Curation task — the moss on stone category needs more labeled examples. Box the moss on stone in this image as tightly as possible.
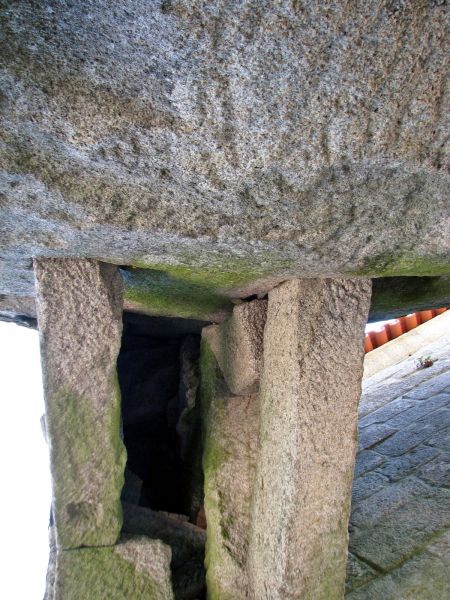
[55,538,174,599]
[121,255,294,320]
[122,268,233,320]
[123,252,450,323]
[198,339,257,599]
[197,340,236,599]
[198,340,230,476]
[48,382,126,549]
[369,275,450,321]
[129,254,293,290]
[353,254,450,278]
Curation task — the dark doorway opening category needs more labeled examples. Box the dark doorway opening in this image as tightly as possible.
[117,312,208,600]
[118,311,208,518]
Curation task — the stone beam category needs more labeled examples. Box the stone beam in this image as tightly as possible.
[34,259,126,549]
[248,278,372,600]
[1,2,449,287]
[2,274,449,328]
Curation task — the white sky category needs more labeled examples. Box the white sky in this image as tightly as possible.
[365,319,393,333]
[0,321,51,600]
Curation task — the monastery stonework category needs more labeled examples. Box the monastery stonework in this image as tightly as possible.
[0,1,448,599]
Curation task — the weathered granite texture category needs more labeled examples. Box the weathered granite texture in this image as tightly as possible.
[35,259,126,549]
[3,274,450,326]
[248,278,372,600]
[346,332,450,598]
[0,293,37,327]
[53,535,174,600]
[200,338,260,599]
[122,503,206,600]
[202,299,266,395]
[43,527,57,600]
[0,1,449,308]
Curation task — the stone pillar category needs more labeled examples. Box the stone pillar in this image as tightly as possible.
[248,278,372,600]
[201,300,266,598]
[34,259,126,548]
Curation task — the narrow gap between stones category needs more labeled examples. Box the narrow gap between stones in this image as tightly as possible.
[349,550,386,575]
[117,311,209,600]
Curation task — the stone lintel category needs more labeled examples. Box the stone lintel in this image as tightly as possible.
[34,258,126,549]
[248,278,372,600]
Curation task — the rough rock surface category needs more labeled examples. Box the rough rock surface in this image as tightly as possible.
[43,527,57,600]
[0,1,449,306]
[35,259,126,549]
[0,292,37,327]
[2,274,449,326]
[53,535,174,600]
[369,276,450,322]
[248,278,372,600]
[202,299,266,394]
[122,503,206,600]
[346,335,450,598]
[200,338,260,599]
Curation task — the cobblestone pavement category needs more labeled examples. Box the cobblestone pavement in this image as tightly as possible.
[346,332,450,599]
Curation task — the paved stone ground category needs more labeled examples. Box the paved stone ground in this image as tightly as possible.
[346,332,450,599]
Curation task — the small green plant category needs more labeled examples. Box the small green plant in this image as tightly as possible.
[416,356,434,369]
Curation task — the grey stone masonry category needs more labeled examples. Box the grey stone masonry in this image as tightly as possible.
[346,331,450,598]
[53,535,174,600]
[200,335,260,599]
[248,278,372,600]
[202,299,267,395]
[35,259,126,549]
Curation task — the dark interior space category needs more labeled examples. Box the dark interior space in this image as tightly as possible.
[117,312,208,600]
[118,311,208,518]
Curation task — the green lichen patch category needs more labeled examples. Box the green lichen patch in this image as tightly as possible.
[198,339,258,599]
[121,255,294,321]
[198,341,233,599]
[199,340,231,480]
[54,537,174,600]
[353,254,450,278]
[370,275,450,321]
[122,268,233,321]
[128,255,293,291]
[48,382,126,549]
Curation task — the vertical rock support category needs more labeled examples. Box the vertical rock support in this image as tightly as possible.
[201,300,265,599]
[248,278,372,600]
[34,258,126,549]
